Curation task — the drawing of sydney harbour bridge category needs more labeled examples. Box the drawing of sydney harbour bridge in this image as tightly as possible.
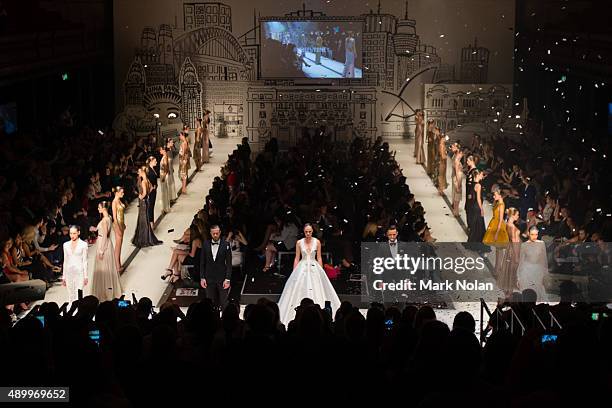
[116,1,488,143]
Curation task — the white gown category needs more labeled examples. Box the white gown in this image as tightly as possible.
[516,240,548,301]
[62,239,88,305]
[278,238,341,325]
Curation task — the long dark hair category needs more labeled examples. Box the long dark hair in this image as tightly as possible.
[189,224,202,245]
[99,201,112,220]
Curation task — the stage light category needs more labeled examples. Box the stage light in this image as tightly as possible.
[61,73,69,81]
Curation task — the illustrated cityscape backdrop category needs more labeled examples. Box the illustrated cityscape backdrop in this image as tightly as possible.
[115,1,513,147]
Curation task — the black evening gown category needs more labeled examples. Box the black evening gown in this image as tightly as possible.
[467,183,486,243]
[132,192,162,248]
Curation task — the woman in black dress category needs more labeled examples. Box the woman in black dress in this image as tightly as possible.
[146,156,159,230]
[132,166,163,248]
[464,154,477,231]
[467,169,486,243]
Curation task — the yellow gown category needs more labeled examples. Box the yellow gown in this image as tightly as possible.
[483,201,509,245]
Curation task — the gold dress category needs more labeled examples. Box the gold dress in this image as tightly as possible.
[202,124,210,163]
[159,156,171,213]
[179,141,191,179]
[451,155,463,203]
[114,201,126,233]
[437,138,448,190]
[483,201,509,245]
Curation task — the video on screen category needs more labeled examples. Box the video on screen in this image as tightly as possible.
[261,20,363,79]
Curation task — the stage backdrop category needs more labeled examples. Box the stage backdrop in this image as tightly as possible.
[113,0,515,148]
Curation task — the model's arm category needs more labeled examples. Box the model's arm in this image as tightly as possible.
[112,201,118,230]
[496,203,505,233]
[475,184,483,215]
[62,244,68,281]
[82,243,88,281]
[236,231,248,246]
[317,239,323,267]
[97,220,109,258]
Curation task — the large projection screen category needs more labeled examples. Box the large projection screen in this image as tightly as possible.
[261,20,363,79]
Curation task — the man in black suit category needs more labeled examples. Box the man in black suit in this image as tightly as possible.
[200,225,232,312]
[369,225,406,305]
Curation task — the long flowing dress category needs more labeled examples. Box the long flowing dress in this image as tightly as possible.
[437,138,448,190]
[202,121,210,163]
[426,130,436,177]
[464,167,476,230]
[497,223,520,294]
[62,239,88,305]
[483,201,510,246]
[278,237,341,325]
[517,240,548,301]
[92,217,123,301]
[179,141,191,180]
[467,183,486,242]
[167,148,177,201]
[159,156,171,213]
[194,126,203,169]
[131,181,163,248]
[414,116,425,164]
[452,155,463,204]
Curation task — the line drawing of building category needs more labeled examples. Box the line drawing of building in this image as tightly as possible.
[179,57,203,128]
[114,1,507,147]
[183,2,232,32]
[393,1,419,91]
[124,57,146,107]
[362,2,397,90]
[247,87,377,146]
[433,63,456,83]
[460,38,490,84]
[423,83,512,134]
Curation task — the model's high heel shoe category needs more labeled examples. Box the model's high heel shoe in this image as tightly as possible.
[161,268,173,280]
[169,273,181,284]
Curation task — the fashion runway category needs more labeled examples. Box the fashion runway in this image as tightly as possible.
[32,133,497,324]
[31,134,240,309]
[298,49,363,78]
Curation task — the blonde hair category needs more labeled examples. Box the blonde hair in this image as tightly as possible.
[506,207,519,218]
[21,225,36,243]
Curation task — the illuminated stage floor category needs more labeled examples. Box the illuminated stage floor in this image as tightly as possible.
[31,132,496,327]
[298,49,363,79]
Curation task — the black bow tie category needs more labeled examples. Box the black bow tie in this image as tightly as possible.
[212,241,219,246]
[389,242,397,246]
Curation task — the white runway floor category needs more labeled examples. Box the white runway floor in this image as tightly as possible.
[32,134,239,309]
